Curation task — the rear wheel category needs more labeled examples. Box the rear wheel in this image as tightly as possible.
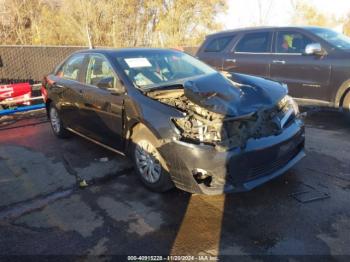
[131,125,174,192]
[49,104,69,138]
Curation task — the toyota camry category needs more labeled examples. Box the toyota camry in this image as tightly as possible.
[41,48,305,195]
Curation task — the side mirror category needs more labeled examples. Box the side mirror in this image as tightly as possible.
[97,77,125,95]
[304,43,325,56]
[97,77,114,90]
[108,87,125,95]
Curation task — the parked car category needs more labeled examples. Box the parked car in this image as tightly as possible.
[42,48,305,194]
[196,26,350,113]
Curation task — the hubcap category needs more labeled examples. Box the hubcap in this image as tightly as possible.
[134,140,162,183]
[50,107,61,134]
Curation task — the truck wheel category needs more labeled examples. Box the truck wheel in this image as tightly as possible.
[49,104,69,138]
[131,125,174,192]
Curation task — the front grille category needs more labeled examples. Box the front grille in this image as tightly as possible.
[227,136,304,185]
[246,143,301,181]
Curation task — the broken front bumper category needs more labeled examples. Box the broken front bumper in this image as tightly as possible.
[159,119,305,195]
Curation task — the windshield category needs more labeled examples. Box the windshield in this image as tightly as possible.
[308,28,350,50]
[115,50,216,90]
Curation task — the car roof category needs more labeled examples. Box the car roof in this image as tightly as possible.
[206,26,327,38]
[73,48,180,56]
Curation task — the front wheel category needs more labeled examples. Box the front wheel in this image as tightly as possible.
[49,104,69,138]
[131,126,174,192]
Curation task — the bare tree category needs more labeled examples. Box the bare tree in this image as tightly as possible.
[290,0,338,27]
[0,0,228,47]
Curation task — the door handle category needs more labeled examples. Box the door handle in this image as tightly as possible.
[272,60,286,64]
[225,58,236,63]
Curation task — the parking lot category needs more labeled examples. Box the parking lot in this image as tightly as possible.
[0,108,349,259]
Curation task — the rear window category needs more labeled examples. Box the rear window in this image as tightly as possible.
[57,54,85,81]
[204,36,234,52]
[235,32,271,53]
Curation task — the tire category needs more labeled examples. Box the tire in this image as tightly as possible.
[131,125,174,192]
[49,104,70,138]
[342,91,350,120]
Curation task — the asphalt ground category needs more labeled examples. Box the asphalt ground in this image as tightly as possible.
[0,108,349,261]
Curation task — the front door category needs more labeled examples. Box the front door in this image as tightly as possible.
[79,54,125,150]
[269,30,331,100]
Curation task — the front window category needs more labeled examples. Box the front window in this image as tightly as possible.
[115,50,216,89]
[86,55,117,89]
[276,31,313,53]
[307,28,350,50]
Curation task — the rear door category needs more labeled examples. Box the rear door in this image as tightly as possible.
[196,35,236,70]
[79,54,125,150]
[269,30,331,100]
[50,53,88,131]
[222,31,273,77]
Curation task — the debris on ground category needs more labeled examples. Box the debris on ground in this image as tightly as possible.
[98,157,109,163]
[79,180,89,188]
[290,183,330,203]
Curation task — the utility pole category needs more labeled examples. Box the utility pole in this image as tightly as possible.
[86,24,93,49]
[79,0,93,49]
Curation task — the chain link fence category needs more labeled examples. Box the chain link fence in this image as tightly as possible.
[0,46,87,84]
[0,45,198,84]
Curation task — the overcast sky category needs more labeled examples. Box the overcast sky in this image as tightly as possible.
[219,0,350,29]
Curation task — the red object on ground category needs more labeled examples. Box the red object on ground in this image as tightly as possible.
[0,83,32,106]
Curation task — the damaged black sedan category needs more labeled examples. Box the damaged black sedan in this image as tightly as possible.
[42,48,305,194]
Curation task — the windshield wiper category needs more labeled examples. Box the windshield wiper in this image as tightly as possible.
[143,82,184,92]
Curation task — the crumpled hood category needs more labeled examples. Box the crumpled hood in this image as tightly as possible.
[183,72,287,117]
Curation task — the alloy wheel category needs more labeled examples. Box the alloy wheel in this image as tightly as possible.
[50,107,61,134]
[134,140,162,184]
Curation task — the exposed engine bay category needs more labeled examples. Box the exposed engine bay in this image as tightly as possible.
[147,88,296,151]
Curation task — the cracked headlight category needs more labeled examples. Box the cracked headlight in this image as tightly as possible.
[279,95,299,115]
[286,95,299,114]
